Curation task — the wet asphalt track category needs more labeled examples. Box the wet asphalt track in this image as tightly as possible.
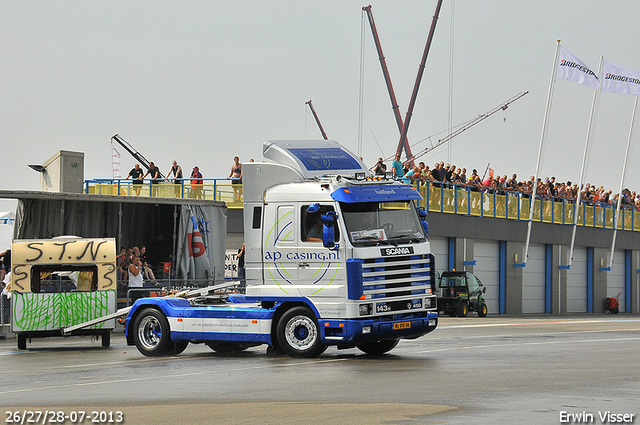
[1,315,639,424]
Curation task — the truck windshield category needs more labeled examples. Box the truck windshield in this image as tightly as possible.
[340,201,426,246]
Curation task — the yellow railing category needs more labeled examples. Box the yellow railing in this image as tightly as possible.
[419,184,638,232]
[84,180,245,208]
[85,179,639,228]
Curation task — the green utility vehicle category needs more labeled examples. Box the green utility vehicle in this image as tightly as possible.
[436,271,488,317]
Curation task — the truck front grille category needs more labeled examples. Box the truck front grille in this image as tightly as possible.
[361,254,432,300]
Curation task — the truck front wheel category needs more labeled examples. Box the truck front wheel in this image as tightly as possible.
[357,339,399,355]
[133,308,172,357]
[478,302,488,317]
[276,307,326,358]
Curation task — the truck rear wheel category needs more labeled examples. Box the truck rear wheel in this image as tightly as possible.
[167,341,189,356]
[276,306,326,358]
[357,339,399,355]
[133,308,172,357]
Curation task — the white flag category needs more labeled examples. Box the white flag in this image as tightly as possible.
[112,146,121,178]
[601,61,640,96]
[556,46,599,89]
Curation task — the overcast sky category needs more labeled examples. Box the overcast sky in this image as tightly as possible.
[2,1,640,212]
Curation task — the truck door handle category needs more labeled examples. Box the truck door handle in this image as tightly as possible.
[299,263,310,269]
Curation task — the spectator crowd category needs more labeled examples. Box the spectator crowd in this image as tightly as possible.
[120,155,637,211]
[122,156,252,201]
[375,157,640,211]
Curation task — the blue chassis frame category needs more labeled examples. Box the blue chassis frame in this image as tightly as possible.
[125,295,438,348]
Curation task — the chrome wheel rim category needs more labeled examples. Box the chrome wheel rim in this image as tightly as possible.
[137,316,162,349]
[284,315,317,351]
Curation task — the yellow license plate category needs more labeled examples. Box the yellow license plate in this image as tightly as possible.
[393,321,411,330]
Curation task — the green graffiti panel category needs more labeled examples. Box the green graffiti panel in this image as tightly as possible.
[12,290,116,332]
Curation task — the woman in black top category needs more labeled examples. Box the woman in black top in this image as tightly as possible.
[228,156,243,202]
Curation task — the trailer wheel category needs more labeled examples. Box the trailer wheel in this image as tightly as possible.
[101,331,111,348]
[357,339,399,355]
[133,308,172,357]
[17,334,26,350]
[276,306,326,358]
[478,302,488,317]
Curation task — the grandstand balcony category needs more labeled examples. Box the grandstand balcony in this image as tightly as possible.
[83,179,639,231]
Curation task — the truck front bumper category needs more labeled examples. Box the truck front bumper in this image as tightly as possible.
[319,312,438,346]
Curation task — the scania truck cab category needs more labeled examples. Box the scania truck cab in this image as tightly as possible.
[125,140,438,357]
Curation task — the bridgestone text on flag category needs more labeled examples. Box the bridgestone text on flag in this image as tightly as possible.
[601,60,640,96]
[556,46,599,89]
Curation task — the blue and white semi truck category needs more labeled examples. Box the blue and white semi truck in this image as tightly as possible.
[125,140,438,357]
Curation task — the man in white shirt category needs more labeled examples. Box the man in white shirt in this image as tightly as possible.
[128,255,144,303]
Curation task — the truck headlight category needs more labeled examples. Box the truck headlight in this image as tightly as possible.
[362,325,372,334]
[359,303,372,316]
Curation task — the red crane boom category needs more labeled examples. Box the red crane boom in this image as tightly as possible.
[397,0,444,167]
[363,1,444,167]
[362,5,412,162]
[305,100,328,140]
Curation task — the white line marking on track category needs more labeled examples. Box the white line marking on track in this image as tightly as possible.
[436,318,640,329]
[412,336,640,354]
[420,327,640,343]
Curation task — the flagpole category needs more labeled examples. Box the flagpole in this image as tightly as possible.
[608,96,639,269]
[521,40,561,267]
[566,55,604,268]
[111,141,116,179]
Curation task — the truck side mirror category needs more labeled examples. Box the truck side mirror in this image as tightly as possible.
[483,287,486,293]
[321,211,339,251]
[418,207,428,237]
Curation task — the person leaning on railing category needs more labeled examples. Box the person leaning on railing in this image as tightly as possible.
[142,162,162,196]
[402,166,416,185]
[126,163,144,196]
[190,166,204,199]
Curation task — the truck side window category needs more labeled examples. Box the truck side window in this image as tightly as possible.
[252,206,262,229]
[301,205,339,243]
